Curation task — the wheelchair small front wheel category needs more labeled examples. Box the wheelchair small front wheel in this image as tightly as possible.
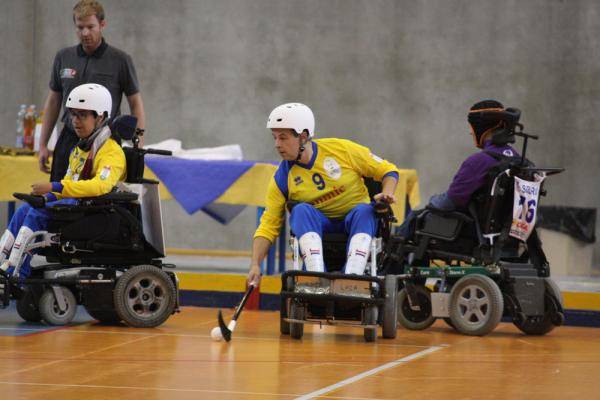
[363,304,378,342]
[39,286,77,326]
[289,301,305,339]
[381,275,398,339]
[280,277,295,335]
[16,287,42,323]
[397,287,435,331]
[114,265,177,328]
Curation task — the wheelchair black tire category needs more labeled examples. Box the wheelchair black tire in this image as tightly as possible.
[280,298,290,335]
[280,277,295,335]
[514,278,563,336]
[16,287,41,323]
[113,265,177,328]
[289,301,304,339]
[397,287,435,331]
[39,286,77,326]
[449,274,503,336]
[381,275,398,339]
[85,307,122,325]
[363,305,378,342]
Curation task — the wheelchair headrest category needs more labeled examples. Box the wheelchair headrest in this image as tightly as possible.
[111,115,138,142]
[469,106,521,146]
[469,107,521,130]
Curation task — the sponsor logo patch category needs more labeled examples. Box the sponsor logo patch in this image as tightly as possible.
[312,186,346,206]
[323,157,342,180]
[503,149,514,157]
[60,68,77,79]
[294,176,303,185]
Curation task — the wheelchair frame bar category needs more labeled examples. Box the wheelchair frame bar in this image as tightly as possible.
[281,291,384,306]
[283,317,378,329]
[282,270,384,284]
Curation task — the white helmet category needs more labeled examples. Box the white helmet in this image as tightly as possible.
[267,103,315,137]
[66,83,112,117]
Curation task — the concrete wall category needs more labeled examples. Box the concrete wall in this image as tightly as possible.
[1,0,599,267]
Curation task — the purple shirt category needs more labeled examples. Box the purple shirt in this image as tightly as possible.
[446,141,519,208]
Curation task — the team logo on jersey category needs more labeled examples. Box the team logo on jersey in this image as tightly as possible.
[323,157,341,180]
[370,153,383,163]
[503,149,514,157]
[294,176,303,186]
[100,166,111,180]
[60,68,77,78]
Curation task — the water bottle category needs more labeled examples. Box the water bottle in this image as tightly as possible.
[34,110,43,152]
[15,104,26,148]
[23,105,37,150]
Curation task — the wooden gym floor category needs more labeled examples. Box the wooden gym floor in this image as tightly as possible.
[1,306,599,400]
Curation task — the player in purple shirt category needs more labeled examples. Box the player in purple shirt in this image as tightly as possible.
[399,99,520,236]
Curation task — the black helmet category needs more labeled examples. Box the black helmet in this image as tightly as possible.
[468,100,521,148]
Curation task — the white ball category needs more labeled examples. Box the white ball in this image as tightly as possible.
[210,327,223,341]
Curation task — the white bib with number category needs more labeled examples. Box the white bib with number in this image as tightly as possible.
[510,175,545,241]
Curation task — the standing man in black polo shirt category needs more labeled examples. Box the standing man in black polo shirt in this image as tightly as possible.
[38,0,146,181]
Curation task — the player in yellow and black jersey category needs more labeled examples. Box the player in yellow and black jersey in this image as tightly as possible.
[0,84,125,279]
[248,103,399,285]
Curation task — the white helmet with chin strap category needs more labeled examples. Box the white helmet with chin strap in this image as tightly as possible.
[66,83,112,118]
[267,103,315,162]
[267,103,314,137]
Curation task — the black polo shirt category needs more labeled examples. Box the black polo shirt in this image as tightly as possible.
[50,38,140,127]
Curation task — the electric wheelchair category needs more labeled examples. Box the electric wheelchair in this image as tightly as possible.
[280,179,399,342]
[386,125,565,336]
[0,115,180,327]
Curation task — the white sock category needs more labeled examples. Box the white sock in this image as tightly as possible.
[8,226,33,270]
[298,232,324,272]
[345,233,372,275]
[0,230,15,264]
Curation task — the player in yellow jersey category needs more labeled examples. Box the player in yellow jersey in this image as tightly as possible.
[247,103,399,285]
[0,84,126,279]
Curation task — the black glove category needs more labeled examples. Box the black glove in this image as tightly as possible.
[13,193,46,208]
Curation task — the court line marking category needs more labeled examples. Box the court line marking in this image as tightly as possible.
[0,326,437,347]
[295,345,446,400]
[0,381,374,399]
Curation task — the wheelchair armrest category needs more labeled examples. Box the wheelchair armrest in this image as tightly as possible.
[13,193,46,208]
[80,191,139,206]
[374,201,391,216]
[415,208,471,241]
[424,205,473,224]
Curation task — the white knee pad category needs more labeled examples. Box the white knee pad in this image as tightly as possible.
[345,233,372,275]
[0,230,15,263]
[8,226,33,269]
[298,232,324,272]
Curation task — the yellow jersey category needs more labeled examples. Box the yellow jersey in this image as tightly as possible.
[51,138,126,198]
[254,138,399,242]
